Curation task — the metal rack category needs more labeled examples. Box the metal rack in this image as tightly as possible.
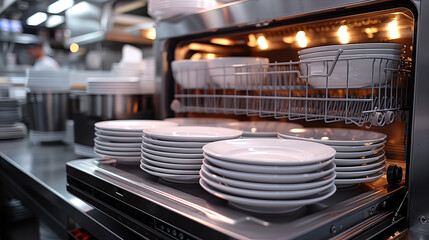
[172,51,410,127]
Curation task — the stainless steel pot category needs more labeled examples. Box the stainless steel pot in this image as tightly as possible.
[27,92,69,132]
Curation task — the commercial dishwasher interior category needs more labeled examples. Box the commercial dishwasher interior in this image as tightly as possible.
[67,6,414,240]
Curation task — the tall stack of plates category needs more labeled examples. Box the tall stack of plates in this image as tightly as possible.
[148,0,218,21]
[86,77,143,95]
[26,70,70,92]
[0,98,26,139]
[140,58,155,94]
[141,126,243,183]
[200,139,337,214]
[278,128,387,187]
[94,120,178,164]
[218,121,303,138]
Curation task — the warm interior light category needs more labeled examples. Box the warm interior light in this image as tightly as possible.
[250,127,257,133]
[26,12,47,26]
[48,0,74,14]
[321,136,330,140]
[289,128,306,133]
[388,19,400,39]
[282,36,294,44]
[145,28,156,40]
[210,38,234,46]
[46,15,64,28]
[257,36,268,50]
[364,27,378,38]
[247,34,257,47]
[69,43,79,53]
[206,53,216,59]
[338,25,349,44]
[296,31,308,48]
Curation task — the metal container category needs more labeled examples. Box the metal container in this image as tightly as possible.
[73,93,154,148]
[26,92,69,132]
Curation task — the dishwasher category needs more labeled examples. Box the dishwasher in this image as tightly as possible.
[66,0,429,239]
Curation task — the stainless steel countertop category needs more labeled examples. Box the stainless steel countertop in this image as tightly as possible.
[0,138,141,239]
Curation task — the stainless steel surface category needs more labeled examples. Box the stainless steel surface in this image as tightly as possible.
[155,0,382,40]
[408,0,429,236]
[0,138,145,239]
[67,158,406,239]
[27,92,69,132]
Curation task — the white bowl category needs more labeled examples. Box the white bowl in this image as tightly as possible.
[172,59,210,89]
[299,54,401,89]
[299,48,402,59]
[207,57,269,89]
[298,43,403,55]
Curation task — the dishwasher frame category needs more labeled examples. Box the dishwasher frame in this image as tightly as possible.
[153,0,429,237]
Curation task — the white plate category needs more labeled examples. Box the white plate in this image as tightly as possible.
[94,150,141,162]
[94,137,142,148]
[95,128,143,137]
[94,147,141,156]
[142,145,203,159]
[218,121,303,137]
[141,157,202,170]
[334,151,386,166]
[279,128,386,146]
[200,166,336,191]
[330,140,386,152]
[335,146,384,159]
[201,173,334,200]
[143,136,207,148]
[336,163,386,178]
[335,158,386,172]
[200,179,336,214]
[94,143,141,152]
[142,140,202,153]
[142,160,200,175]
[204,153,333,174]
[203,139,335,165]
[95,133,141,143]
[203,159,335,184]
[140,164,199,183]
[143,126,243,141]
[164,117,238,126]
[334,170,385,185]
[141,151,203,164]
[95,120,177,131]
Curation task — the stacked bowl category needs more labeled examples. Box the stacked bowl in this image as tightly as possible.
[94,120,178,164]
[278,128,387,187]
[299,43,402,89]
[141,126,243,183]
[200,139,337,213]
[0,98,26,139]
[148,0,218,21]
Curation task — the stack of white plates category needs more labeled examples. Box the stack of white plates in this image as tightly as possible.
[140,58,155,94]
[218,121,303,137]
[29,130,65,143]
[86,77,143,95]
[0,122,27,140]
[141,126,243,183]
[278,128,387,187]
[163,117,238,126]
[94,120,178,164]
[148,0,218,21]
[26,70,70,92]
[112,62,145,77]
[200,139,337,214]
[0,98,20,124]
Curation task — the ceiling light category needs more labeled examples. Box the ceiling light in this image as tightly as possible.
[48,0,74,14]
[26,12,47,26]
[46,15,64,28]
[69,43,79,53]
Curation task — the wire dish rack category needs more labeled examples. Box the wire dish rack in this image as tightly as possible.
[172,51,410,127]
